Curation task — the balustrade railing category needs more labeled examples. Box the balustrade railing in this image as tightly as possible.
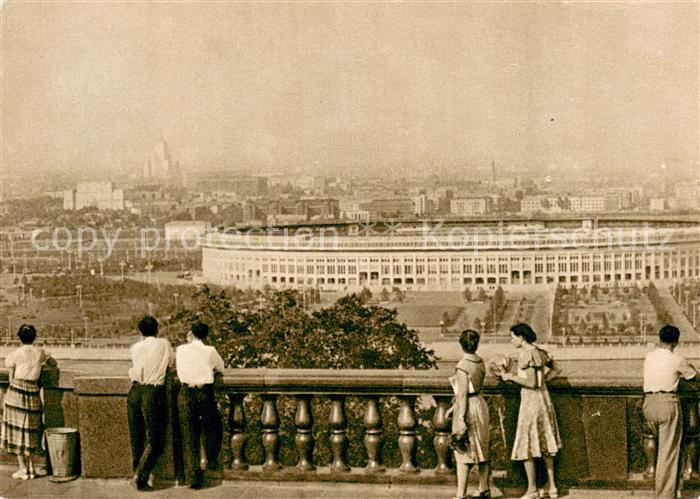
[0,367,698,488]
[213,369,700,485]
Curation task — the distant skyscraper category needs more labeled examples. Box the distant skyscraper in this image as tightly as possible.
[142,140,183,185]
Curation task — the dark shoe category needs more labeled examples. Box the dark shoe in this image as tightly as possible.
[471,490,491,499]
[131,476,152,492]
[189,480,203,490]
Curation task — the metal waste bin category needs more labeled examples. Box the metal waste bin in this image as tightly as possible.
[45,427,79,482]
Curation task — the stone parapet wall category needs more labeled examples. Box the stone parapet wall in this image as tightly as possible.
[0,367,698,490]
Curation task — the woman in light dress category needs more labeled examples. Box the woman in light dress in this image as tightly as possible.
[449,329,491,499]
[496,323,562,499]
[1,324,51,480]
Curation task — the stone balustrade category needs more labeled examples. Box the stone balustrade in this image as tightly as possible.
[0,367,698,491]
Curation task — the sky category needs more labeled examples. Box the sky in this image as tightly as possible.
[1,1,698,180]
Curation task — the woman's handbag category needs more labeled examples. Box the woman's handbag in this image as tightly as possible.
[450,430,470,452]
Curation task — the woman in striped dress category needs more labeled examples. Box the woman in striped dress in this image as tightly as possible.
[496,323,562,499]
[1,324,50,480]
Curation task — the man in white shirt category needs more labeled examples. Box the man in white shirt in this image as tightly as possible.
[176,322,225,489]
[127,316,173,491]
[642,325,698,498]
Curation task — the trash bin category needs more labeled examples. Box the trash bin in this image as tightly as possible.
[45,427,79,482]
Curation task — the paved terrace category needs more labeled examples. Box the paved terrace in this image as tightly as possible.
[3,467,699,499]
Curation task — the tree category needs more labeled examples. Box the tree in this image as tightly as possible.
[463,288,472,302]
[167,287,438,469]
[358,287,373,304]
[392,287,405,303]
[477,289,487,302]
[380,288,391,302]
[494,287,506,309]
[579,319,588,332]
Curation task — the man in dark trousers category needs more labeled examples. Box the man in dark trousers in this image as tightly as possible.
[643,325,698,498]
[127,316,173,491]
[176,322,225,489]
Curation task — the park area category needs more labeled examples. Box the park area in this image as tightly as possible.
[0,273,197,342]
[389,289,552,342]
[551,284,659,342]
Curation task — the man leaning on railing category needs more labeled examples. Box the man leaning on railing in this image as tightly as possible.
[642,325,699,499]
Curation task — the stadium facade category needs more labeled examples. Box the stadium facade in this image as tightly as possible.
[201,219,700,291]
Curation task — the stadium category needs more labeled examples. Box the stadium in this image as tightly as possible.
[201,218,700,291]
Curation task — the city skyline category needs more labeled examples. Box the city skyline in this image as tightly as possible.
[1,2,698,180]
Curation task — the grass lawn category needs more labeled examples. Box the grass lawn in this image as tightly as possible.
[394,305,464,327]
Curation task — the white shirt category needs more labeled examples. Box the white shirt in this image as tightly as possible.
[176,339,225,386]
[643,348,697,393]
[5,345,48,381]
[128,336,173,386]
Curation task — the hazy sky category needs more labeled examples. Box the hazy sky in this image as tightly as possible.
[1,2,698,178]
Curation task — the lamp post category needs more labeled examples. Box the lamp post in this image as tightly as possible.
[76,284,82,308]
[119,260,125,281]
[9,236,15,277]
[492,296,496,335]
[83,316,88,341]
[173,292,179,309]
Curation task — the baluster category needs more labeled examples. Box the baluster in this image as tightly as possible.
[695,400,700,479]
[364,396,385,473]
[261,394,281,471]
[681,398,699,480]
[642,426,656,480]
[398,396,419,473]
[329,395,350,473]
[433,396,452,475]
[295,395,315,471]
[228,393,248,471]
[639,398,657,480]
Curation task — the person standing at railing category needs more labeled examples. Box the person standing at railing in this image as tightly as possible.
[1,324,52,480]
[449,329,492,499]
[176,322,225,490]
[127,315,173,492]
[496,323,562,499]
[643,325,698,499]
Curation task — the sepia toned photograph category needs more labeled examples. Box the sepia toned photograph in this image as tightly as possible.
[0,1,698,498]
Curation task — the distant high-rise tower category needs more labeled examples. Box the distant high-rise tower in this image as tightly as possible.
[142,140,183,185]
[143,140,171,178]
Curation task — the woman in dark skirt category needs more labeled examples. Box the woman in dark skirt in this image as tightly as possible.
[1,324,50,479]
